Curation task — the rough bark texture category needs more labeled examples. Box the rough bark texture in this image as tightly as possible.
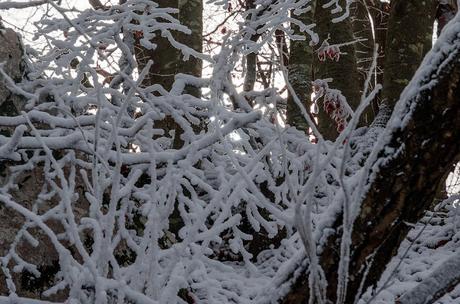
[314,0,361,140]
[134,0,179,91]
[382,0,436,110]
[286,3,315,132]
[0,25,76,301]
[134,0,203,149]
[0,25,27,118]
[281,23,460,304]
[398,250,460,304]
[134,0,202,92]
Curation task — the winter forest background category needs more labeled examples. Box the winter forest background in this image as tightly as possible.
[0,0,459,303]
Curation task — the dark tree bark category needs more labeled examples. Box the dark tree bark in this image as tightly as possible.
[0,24,70,302]
[133,1,179,90]
[0,24,27,117]
[243,0,259,99]
[436,0,458,36]
[314,0,361,140]
[133,0,203,149]
[134,0,203,92]
[281,17,460,303]
[351,0,374,83]
[286,2,315,132]
[178,0,203,97]
[382,0,436,111]
[351,0,390,125]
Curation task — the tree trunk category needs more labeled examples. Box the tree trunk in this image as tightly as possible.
[133,0,180,90]
[351,0,390,125]
[314,0,361,140]
[0,24,26,118]
[382,0,436,111]
[242,0,259,103]
[282,16,460,303]
[178,0,203,97]
[286,3,315,132]
[351,0,374,84]
[0,25,70,302]
[133,0,203,149]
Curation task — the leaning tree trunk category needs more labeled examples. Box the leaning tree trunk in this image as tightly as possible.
[281,14,460,303]
[314,0,361,140]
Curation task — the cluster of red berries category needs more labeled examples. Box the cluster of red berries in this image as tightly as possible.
[312,80,350,133]
[317,39,341,62]
[323,94,347,132]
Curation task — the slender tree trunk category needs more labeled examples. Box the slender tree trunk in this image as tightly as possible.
[243,0,259,100]
[381,0,436,111]
[133,0,180,90]
[351,0,389,125]
[351,0,374,84]
[314,0,361,140]
[178,0,203,97]
[286,3,315,132]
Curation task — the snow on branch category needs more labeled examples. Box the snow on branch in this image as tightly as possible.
[4,0,456,304]
[397,252,460,304]
[0,1,330,303]
[0,0,50,10]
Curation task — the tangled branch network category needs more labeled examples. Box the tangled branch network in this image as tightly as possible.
[0,0,401,303]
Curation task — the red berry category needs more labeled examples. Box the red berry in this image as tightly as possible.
[326,48,335,60]
[324,102,335,114]
[337,122,345,132]
[318,50,326,62]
